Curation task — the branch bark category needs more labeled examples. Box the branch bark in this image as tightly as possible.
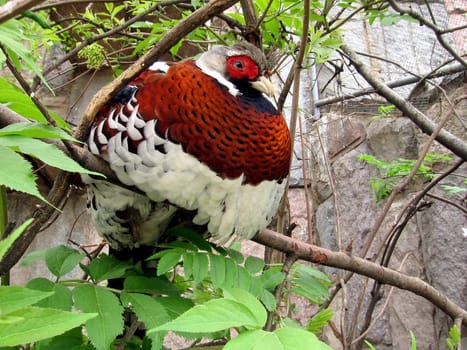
[253,229,467,323]
[0,0,44,23]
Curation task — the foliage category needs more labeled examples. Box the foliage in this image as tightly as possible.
[372,104,396,120]
[446,325,461,350]
[357,153,452,201]
[0,232,333,349]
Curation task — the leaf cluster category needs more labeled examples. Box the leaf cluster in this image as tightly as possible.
[0,229,334,350]
[357,153,453,201]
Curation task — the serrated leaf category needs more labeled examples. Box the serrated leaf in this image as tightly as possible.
[274,327,332,349]
[45,245,85,277]
[0,135,101,176]
[0,218,32,260]
[0,307,95,347]
[0,286,54,314]
[123,276,181,296]
[150,298,261,334]
[210,253,226,288]
[244,256,265,274]
[26,278,73,311]
[224,329,281,350]
[73,284,124,350]
[157,251,181,276]
[0,123,76,141]
[0,79,68,129]
[223,288,266,327]
[0,21,52,91]
[192,252,209,283]
[86,254,132,282]
[0,145,48,203]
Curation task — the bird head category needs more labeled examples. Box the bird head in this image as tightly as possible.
[195,42,276,98]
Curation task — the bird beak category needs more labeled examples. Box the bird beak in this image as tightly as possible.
[250,76,275,97]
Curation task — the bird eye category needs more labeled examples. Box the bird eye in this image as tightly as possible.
[233,60,244,70]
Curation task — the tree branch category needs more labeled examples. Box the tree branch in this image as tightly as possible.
[0,0,44,23]
[340,43,467,161]
[253,229,467,323]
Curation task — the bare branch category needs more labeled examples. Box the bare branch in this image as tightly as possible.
[387,0,467,68]
[340,43,467,161]
[0,0,44,23]
[253,229,467,323]
[315,62,465,107]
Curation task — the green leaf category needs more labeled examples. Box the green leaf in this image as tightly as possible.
[236,266,251,291]
[166,227,212,251]
[0,79,68,129]
[409,330,417,350]
[151,298,263,334]
[259,288,276,312]
[45,245,85,277]
[0,21,52,90]
[34,327,84,350]
[0,145,48,203]
[244,256,265,274]
[154,296,194,320]
[86,254,132,282]
[73,284,124,350]
[261,268,285,289]
[123,275,181,296]
[0,307,96,347]
[274,327,333,349]
[157,251,181,276]
[192,252,209,283]
[307,308,334,334]
[0,286,54,314]
[121,293,170,328]
[0,123,76,141]
[223,256,238,288]
[0,218,32,260]
[20,248,47,266]
[0,135,101,176]
[223,288,267,327]
[224,329,282,350]
[26,278,73,311]
[210,253,226,289]
[291,265,330,304]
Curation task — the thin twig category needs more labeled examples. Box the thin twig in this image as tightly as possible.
[340,44,467,160]
[426,192,467,214]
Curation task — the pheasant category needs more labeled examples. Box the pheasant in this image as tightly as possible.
[85,42,291,250]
